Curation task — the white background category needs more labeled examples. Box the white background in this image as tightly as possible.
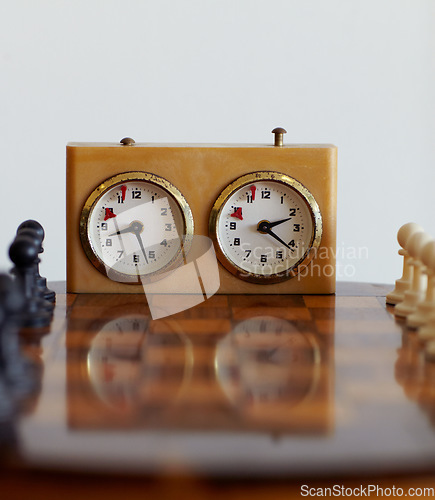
[1,0,434,284]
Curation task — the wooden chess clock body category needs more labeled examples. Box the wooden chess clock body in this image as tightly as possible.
[66,131,337,294]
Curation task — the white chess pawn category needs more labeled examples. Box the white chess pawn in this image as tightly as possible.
[386,223,424,305]
[418,251,435,341]
[407,241,435,328]
[394,231,433,318]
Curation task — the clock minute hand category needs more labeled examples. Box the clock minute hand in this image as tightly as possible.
[265,228,294,252]
[257,221,294,252]
[129,222,149,265]
[133,232,149,265]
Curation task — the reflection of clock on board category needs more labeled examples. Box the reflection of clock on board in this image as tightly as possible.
[66,128,337,294]
[85,315,193,415]
[215,316,321,406]
[87,314,149,411]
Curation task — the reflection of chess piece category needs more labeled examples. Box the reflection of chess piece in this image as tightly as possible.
[387,223,423,305]
[426,341,435,362]
[395,326,424,401]
[395,328,435,427]
[0,297,16,422]
[418,314,435,343]
[0,273,43,421]
[408,241,435,329]
[394,232,433,318]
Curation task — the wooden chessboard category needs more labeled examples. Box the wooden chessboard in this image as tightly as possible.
[2,282,435,499]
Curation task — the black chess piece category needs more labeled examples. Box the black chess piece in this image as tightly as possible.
[17,220,55,303]
[0,273,26,324]
[14,228,54,314]
[0,301,6,375]
[0,300,14,423]
[0,273,40,396]
[0,272,25,377]
[9,236,52,328]
[0,274,41,453]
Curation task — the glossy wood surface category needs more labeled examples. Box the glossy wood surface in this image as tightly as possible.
[2,282,435,499]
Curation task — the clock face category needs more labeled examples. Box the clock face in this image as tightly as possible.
[209,172,322,283]
[80,172,194,283]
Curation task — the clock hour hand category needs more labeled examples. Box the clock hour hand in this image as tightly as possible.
[109,222,137,236]
[109,221,149,264]
[257,220,294,252]
[268,217,292,229]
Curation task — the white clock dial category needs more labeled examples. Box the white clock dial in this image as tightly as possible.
[80,172,194,282]
[209,172,322,283]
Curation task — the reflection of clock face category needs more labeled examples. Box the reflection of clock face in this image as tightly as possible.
[209,172,322,284]
[80,172,194,283]
[87,315,149,410]
[86,315,193,413]
[216,316,320,404]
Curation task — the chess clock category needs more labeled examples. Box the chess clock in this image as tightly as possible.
[66,129,337,294]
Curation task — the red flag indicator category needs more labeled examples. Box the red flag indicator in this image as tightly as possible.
[120,185,127,202]
[104,208,117,221]
[250,185,256,201]
[231,207,243,221]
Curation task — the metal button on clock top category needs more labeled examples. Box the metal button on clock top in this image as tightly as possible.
[209,171,322,284]
[80,172,194,283]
